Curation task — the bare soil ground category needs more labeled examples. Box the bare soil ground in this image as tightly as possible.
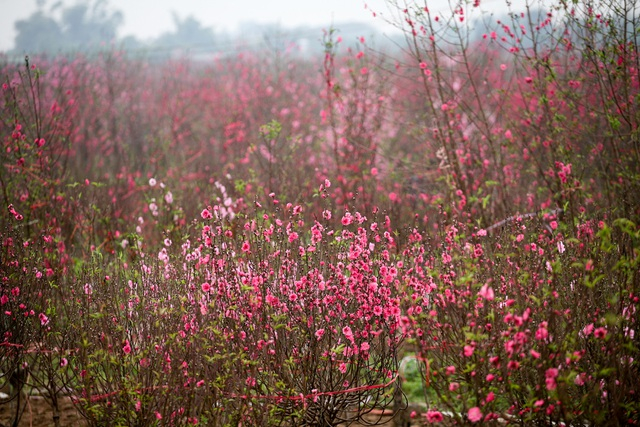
[0,395,85,427]
[1,397,419,427]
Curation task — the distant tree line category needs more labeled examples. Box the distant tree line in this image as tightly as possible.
[10,0,218,56]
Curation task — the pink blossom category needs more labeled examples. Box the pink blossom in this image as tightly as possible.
[342,326,353,341]
[425,410,444,422]
[123,340,132,355]
[545,367,558,390]
[39,313,49,326]
[468,407,483,423]
[582,323,594,336]
[535,325,549,340]
[339,362,347,374]
[315,329,325,340]
[201,282,211,292]
[594,327,607,339]
[463,345,474,357]
[478,284,494,300]
[341,212,353,226]
[200,208,213,219]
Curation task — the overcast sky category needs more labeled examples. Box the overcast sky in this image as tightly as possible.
[0,0,427,52]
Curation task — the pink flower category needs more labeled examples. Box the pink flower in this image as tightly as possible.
[468,407,483,423]
[342,326,353,341]
[478,284,494,300]
[594,327,607,339]
[426,410,444,422]
[341,213,353,226]
[545,367,558,390]
[463,345,474,357]
[315,329,325,340]
[582,323,594,336]
[39,313,49,326]
[361,342,370,352]
[241,241,250,252]
[201,282,211,292]
[536,325,549,340]
[200,208,213,219]
[123,340,132,355]
[486,391,495,403]
[339,362,347,374]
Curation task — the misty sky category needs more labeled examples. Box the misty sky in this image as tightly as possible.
[0,0,434,52]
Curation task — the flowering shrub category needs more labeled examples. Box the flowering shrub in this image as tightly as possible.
[1,0,639,424]
[405,217,639,425]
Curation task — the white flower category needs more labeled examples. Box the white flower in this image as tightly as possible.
[557,241,565,254]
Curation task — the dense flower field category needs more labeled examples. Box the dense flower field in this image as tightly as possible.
[1,0,639,425]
